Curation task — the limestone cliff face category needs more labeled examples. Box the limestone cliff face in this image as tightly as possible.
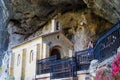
[84,0,120,24]
[57,10,112,51]
[11,0,86,37]
[0,0,11,66]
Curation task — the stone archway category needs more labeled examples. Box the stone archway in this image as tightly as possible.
[50,48,61,60]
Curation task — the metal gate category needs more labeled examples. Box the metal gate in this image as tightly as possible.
[50,57,77,79]
[37,56,56,75]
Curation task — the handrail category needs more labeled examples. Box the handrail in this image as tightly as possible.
[50,57,77,79]
[36,21,120,79]
[94,21,120,46]
[76,48,94,71]
[37,56,56,75]
[94,22,120,61]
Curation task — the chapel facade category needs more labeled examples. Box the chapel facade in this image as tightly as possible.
[9,19,120,80]
[9,19,74,80]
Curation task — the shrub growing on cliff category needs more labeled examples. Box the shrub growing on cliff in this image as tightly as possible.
[112,53,120,80]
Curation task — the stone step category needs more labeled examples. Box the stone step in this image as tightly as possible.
[51,77,78,80]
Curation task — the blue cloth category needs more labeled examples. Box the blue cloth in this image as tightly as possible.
[88,48,93,55]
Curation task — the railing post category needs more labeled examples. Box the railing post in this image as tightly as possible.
[76,48,94,71]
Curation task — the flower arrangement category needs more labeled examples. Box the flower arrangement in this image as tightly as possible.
[94,67,113,80]
[112,53,120,80]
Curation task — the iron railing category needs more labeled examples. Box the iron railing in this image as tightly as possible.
[50,57,77,79]
[94,21,120,61]
[36,21,120,79]
[37,56,56,75]
[76,48,94,70]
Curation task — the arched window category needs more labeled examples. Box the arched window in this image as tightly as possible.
[56,21,60,30]
[17,54,20,66]
[30,50,34,63]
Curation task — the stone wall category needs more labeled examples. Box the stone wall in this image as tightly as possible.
[11,37,42,80]
[42,32,73,58]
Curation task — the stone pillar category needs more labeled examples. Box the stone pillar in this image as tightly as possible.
[21,49,26,80]
[51,19,56,32]
[0,0,9,52]
[42,43,49,59]
[46,45,50,58]
[39,44,43,59]
[9,52,14,76]
[36,44,40,60]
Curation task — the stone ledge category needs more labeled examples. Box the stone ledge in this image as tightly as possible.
[52,77,78,80]
[36,73,50,79]
[77,70,89,75]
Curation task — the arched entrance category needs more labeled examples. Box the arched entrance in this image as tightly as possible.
[50,48,61,60]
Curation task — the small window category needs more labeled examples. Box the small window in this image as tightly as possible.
[17,54,20,66]
[56,21,59,30]
[57,35,60,40]
[30,50,34,63]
